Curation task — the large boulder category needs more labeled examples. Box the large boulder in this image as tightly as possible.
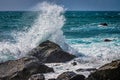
[57,71,85,80]
[87,60,120,80]
[0,57,54,80]
[28,40,76,63]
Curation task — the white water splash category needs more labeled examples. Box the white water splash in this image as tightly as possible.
[0,2,72,62]
[16,2,66,52]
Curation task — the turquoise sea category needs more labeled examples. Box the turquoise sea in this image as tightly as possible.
[0,11,120,62]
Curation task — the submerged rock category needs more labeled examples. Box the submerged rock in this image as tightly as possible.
[0,57,54,80]
[104,39,112,42]
[29,40,76,63]
[71,62,77,66]
[57,71,85,80]
[99,23,108,26]
[87,60,120,80]
[28,74,45,80]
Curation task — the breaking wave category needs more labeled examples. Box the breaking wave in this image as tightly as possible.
[0,2,76,62]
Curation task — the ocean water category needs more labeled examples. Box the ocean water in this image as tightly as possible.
[64,11,120,60]
[0,2,120,78]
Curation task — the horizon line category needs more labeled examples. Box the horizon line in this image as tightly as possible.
[0,10,120,12]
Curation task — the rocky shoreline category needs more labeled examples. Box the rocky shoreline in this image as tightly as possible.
[0,40,119,80]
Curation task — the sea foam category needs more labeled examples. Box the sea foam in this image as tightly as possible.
[0,2,73,62]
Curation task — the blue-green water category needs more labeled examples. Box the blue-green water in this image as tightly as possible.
[0,11,120,62]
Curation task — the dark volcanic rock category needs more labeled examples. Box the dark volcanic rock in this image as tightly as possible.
[99,23,108,26]
[28,74,45,80]
[57,71,85,80]
[87,60,120,80]
[57,71,76,80]
[104,39,112,42]
[29,40,76,63]
[71,62,77,66]
[70,75,85,80]
[0,57,54,80]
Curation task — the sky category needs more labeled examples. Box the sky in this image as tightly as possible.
[0,0,120,11]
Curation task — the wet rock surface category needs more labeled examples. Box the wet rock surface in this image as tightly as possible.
[48,78,56,80]
[0,40,119,80]
[104,39,112,42]
[57,71,85,80]
[99,23,108,26]
[71,62,77,66]
[69,74,85,80]
[29,40,76,63]
[0,57,54,80]
[87,60,120,80]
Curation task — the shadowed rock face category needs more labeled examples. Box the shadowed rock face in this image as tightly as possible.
[76,68,97,72]
[0,57,54,80]
[70,75,85,80]
[87,60,120,80]
[57,71,85,80]
[28,40,76,63]
[57,71,76,80]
